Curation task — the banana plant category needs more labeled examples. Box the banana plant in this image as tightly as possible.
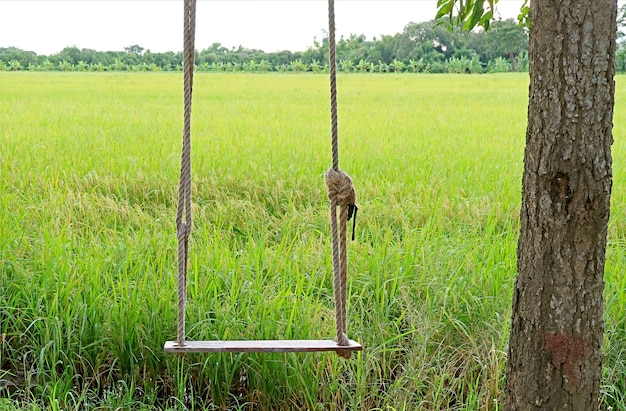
[487,56,510,73]
[76,61,88,71]
[357,59,368,73]
[42,59,54,71]
[8,60,22,71]
[289,59,306,72]
[90,62,106,72]
[258,59,271,73]
[310,59,321,73]
[469,54,482,73]
[243,59,256,72]
[110,58,125,71]
[391,59,405,73]
[339,59,354,73]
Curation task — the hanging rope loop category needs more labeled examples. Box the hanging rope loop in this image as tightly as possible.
[176,0,197,349]
[325,0,357,359]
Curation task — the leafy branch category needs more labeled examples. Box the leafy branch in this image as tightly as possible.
[436,0,530,31]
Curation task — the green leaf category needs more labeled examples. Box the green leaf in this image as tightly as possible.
[518,5,531,28]
[457,0,470,22]
[435,0,455,20]
[479,10,494,30]
[462,0,484,31]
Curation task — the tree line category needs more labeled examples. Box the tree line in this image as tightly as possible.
[1,19,528,74]
[4,14,626,75]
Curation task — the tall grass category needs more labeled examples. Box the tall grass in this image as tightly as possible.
[0,72,624,410]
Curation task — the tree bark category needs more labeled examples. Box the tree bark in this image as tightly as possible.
[505,1,616,410]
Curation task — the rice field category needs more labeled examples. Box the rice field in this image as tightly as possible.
[0,72,625,410]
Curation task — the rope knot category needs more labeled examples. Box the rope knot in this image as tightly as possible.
[325,168,355,207]
[176,221,192,241]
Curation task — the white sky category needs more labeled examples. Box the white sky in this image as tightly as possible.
[2,1,528,55]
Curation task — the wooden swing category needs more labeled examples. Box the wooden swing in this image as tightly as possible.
[164,0,362,358]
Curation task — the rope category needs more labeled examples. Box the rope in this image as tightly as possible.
[325,169,355,359]
[176,0,196,347]
[328,0,339,172]
[326,0,356,359]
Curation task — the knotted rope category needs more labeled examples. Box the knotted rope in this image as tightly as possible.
[176,0,196,347]
[326,0,357,359]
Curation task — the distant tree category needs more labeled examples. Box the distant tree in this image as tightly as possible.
[91,51,111,67]
[122,53,139,67]
[375,34,397,64]
[153,51,180,70]
[0,47,37,68]
[56,46,81,65]
[482,19,528,71]
[397,21,456,63]
[124,45,144,55]
[301,38,325,66]
[205,42,228,55]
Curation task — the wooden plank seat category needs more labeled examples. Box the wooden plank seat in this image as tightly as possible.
[164,339,363,353]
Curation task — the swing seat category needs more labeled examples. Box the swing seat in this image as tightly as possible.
[164,339,362,353]
[166,0,362,358]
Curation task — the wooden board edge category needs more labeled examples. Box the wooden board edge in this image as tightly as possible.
[164,339,363,353]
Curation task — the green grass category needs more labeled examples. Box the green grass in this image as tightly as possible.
[0,72,624,410]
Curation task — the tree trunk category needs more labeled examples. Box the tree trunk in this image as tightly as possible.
[505,1,616,410]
